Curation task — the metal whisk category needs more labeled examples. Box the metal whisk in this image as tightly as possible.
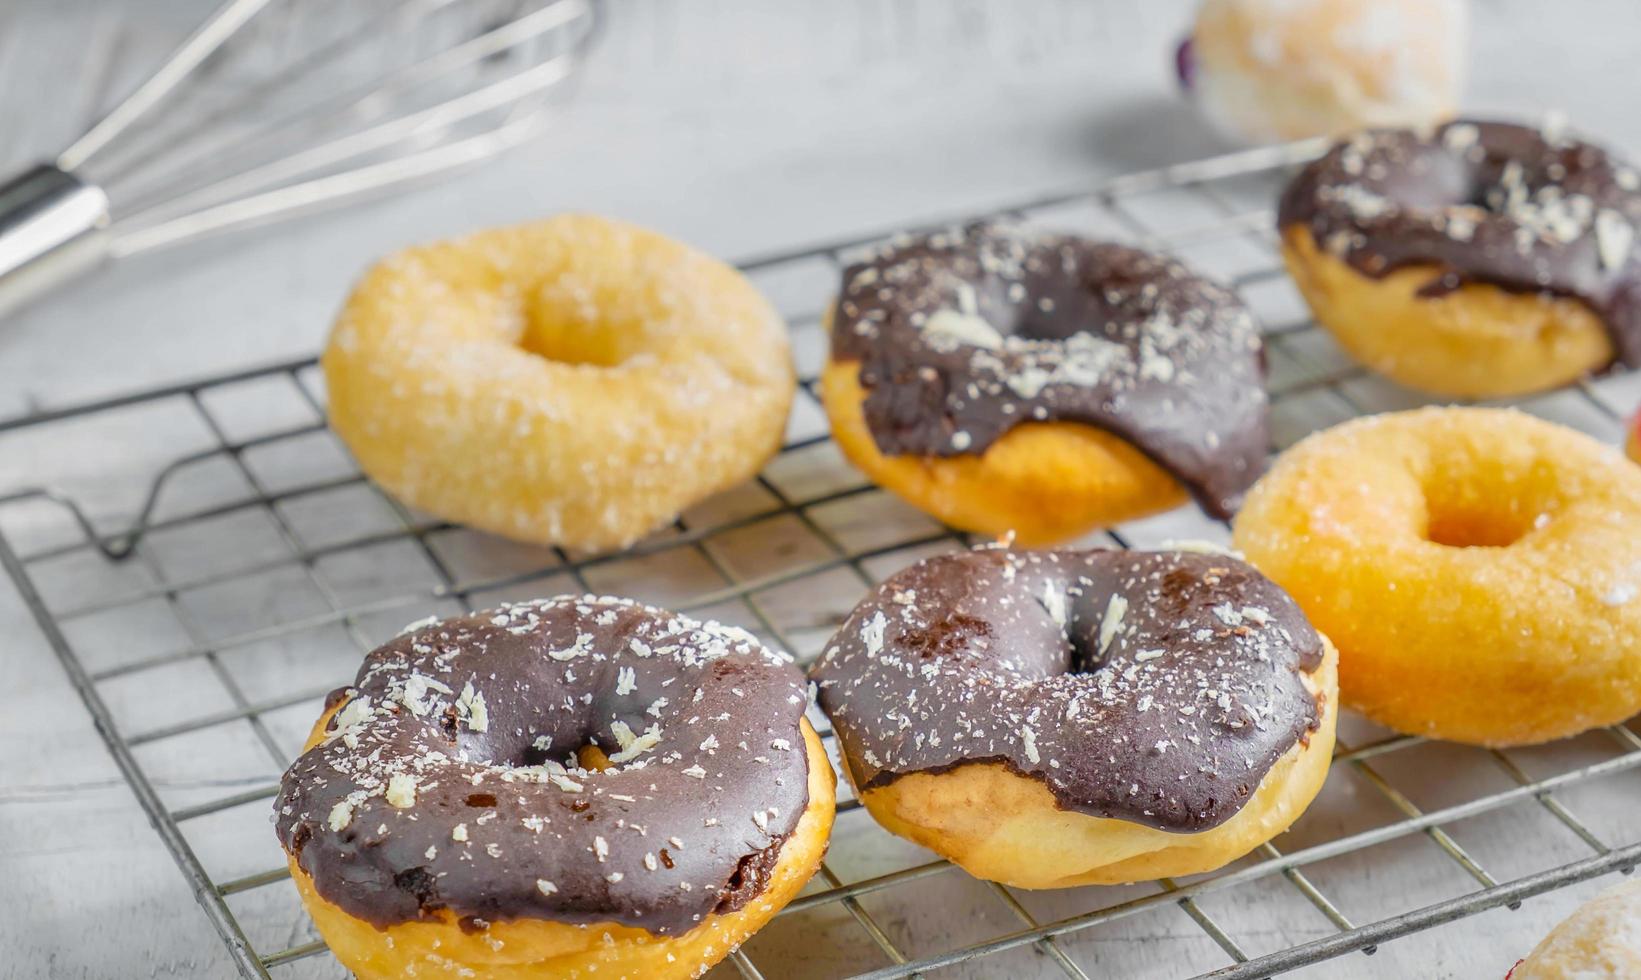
[0,0,601,317]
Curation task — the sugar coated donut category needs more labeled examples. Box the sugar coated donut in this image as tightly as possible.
[1279,120,1641,397]
[1508,879,1641,979]
[822,224,1269,545]
[1233,407,1641,746]
[1179,0,1466,144]
[275,597,834,980]
[810,545,1337,888]
[324,214,795,551]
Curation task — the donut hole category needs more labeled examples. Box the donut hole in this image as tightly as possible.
[1419,463,1546,549]
[1064,624,1111,676]
[1425,507,1533,549]
[516,284,643,368]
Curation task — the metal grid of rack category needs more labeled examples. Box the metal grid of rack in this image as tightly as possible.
[4,139,1640,979]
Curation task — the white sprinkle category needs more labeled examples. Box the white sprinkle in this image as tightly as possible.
[549,635,593,661]
[1596,210,1634,270]
[326,695,374,742]
[1134,649,1164,662]
[1021,726,1040,764]
[425,845,438,860]
[385,773,417,809]
[607,872,624,883]
[397,614,441,636]
[1041,583,1067,628]
[699,735,719,752]
[862,611,888,657]
[326,801,353,832]
[456,681,489,733]
[1241,607,1270,626]
[1442,123,1479,152]
[1212,604,1244,626]
[607,721,663,764]
[644,853,659,871]
[536,879,558,896]
[615,665,638,696]
[1098,595,1129,654]
[594,836,609,861]
[682,765,707,779]
[922,308,1004,350]
[452,823,469,842]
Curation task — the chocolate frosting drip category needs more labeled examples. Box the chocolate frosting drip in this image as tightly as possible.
[1278,119,1641,367]
[810,547,1324,833]
[274,596,812,935]
[829,225,1269,518]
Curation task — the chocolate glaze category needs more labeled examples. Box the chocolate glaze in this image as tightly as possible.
[1279,119,1641,367]
[809,547,1324,832]
[274,596,812,935]
[829,225,1269,518]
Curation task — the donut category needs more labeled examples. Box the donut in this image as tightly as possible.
[1508,879,1641,979]
[274,596,835,980]
[822,224,1269,545]
[1177,0,1466,144]
[1278,120,1641,397]
[324,214,795,552]
[1233,407,1641,747]
[809,545,1338,888]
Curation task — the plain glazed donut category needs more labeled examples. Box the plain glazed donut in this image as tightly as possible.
[275,597,835,980]
[1233,407,1641,747]
[822,224,1269,545]
[1508,879,1641,979]
[810,545,1337,888]
[1279,120,1641,398]
[1179,0,1466,144]
[324,214,795,551]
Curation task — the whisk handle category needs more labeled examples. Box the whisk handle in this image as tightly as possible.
[0,164,111,320]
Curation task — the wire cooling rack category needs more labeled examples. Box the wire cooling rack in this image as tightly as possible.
[4,139,1641,980]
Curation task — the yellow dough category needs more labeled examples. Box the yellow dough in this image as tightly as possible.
[324,214,795,551]
[1281,224,1614,398]
[821,359,1187,545]
[1234,407,1641,746]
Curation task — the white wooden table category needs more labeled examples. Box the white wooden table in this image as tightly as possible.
[3,2,1640,978]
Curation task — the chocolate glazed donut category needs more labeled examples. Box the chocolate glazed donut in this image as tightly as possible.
[810,546,1338,888]
[1279,120,1641,396]
[275,596,835,980]
[822,225,1270,542]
